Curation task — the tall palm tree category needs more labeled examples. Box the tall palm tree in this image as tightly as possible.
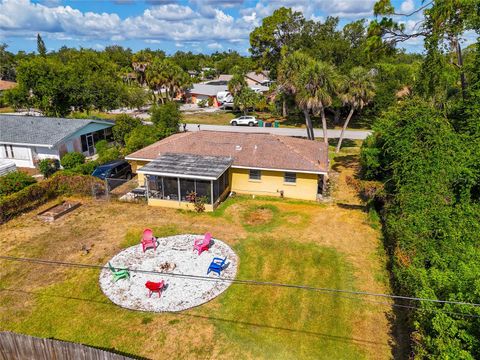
[228,73,247,96]
[335,67,375,153]
[277,51,312,117]
[296,61,338,143]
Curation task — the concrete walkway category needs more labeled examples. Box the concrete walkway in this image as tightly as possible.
[184,123,371,140]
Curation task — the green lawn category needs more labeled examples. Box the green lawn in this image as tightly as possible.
[0,193,390,359]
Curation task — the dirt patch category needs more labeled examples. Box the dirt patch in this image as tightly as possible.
[243,207,274,226]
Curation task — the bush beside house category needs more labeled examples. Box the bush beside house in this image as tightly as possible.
[0,173,104,224]
[0,171,36,197]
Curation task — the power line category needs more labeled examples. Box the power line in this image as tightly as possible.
[1,255,480,310]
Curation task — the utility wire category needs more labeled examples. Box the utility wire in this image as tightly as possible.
[1,255,480,310]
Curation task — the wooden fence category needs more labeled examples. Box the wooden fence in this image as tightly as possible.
[0,332,138,360]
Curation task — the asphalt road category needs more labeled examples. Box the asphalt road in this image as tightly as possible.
[184,123,371,140]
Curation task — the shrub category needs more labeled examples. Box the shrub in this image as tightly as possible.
[112,114,142,146]
[151,101,181,134]
[186,191,207,213]
[0,171,36,197]
[124,125,159,154]
[197,99,207,108]
[60,152,86,169]
[95,140,121,164]
[70,161,99,175]
[207,97,214,107]
[95,140,109,154]
[38,158,60,178]
[0,173,104,223]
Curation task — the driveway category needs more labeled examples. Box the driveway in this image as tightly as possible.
[184,123,371,140]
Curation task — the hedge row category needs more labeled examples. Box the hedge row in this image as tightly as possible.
[0,173,104,224]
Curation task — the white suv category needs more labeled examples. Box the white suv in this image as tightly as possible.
[230,116,258,127]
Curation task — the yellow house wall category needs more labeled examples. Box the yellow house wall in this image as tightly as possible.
[128,159,321,206]
[230,168,319,201]
[148,198,214,212]
[129,160,148,186]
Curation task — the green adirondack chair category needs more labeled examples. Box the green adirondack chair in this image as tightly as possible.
[108,262,130,282]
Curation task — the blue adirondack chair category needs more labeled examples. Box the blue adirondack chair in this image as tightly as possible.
[207,257,227,276]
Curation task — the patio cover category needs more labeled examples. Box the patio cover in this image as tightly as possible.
[137,153,233,180]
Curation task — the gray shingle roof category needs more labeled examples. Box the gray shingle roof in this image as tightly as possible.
[188,83,228,96]
[0,115,113,147]
[137,153,233,180]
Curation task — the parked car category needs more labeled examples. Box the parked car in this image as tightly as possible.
[230,116,258,127]
[91,160,132,181]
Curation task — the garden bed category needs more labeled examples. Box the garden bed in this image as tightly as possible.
[37,201,81,222]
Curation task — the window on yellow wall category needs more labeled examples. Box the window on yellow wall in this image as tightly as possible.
[284,172,296,184]
[249,169,261,180]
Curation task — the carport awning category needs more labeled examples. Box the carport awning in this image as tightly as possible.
[137,152,233,180]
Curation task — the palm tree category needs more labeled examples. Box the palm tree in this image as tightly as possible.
[296,61,338,143]
[228,73,247,97]
[277,51,311,118]
[335,67,375,153]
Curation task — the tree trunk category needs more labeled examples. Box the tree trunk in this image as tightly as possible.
[454,38,467,99]
[303,109,314,140]
[282,98,287,117]
[335,107,355,153]
[320,106,328,145]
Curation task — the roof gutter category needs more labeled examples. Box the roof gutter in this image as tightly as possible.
[0,141,54,148]
[231,165,328,175]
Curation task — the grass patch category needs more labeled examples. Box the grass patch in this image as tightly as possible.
[183,111,236,125]
[214,237,364,359]
[0,168,390,359]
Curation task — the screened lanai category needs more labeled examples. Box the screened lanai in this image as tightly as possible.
[137,153,232,209]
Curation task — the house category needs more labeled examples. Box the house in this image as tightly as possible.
[126,131,329,211]
[186,83,228,107]
[0,80,17,92]
[245,71,271,86]
[0,115,114,168]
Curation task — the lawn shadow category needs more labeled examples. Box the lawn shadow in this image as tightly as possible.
[336,203,365,211]
[0,288,390,350]
[331,154,359,173]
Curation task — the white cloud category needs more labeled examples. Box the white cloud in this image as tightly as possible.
[400,0,415,14]
[207,42,223,49]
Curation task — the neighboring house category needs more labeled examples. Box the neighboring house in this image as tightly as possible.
[126,131,329,211]
[0,80,17,93]
[186,83,227,107]
[0,159,16,176]
[245,71,271,86]
[0,115,114,168]
[187,80,269,107]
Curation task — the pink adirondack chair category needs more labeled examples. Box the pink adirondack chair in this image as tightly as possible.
[145,280,165,298]
[193,233,212,255]
[141,228,157,252]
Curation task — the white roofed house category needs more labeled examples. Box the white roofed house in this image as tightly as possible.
[0,115,114,168]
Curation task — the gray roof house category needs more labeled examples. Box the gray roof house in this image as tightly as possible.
[0,115,114,168]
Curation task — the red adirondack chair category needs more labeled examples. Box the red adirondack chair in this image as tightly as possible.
[141,228,157,252]
[193,233,212,255]
[145,280,165,298]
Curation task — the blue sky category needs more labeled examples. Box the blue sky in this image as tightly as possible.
[0,0,468,55]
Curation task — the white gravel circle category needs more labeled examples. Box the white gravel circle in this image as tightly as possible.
[99,234,238,312]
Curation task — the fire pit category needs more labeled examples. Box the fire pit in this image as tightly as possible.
[158,262,176,272]
[99,234,238,312]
